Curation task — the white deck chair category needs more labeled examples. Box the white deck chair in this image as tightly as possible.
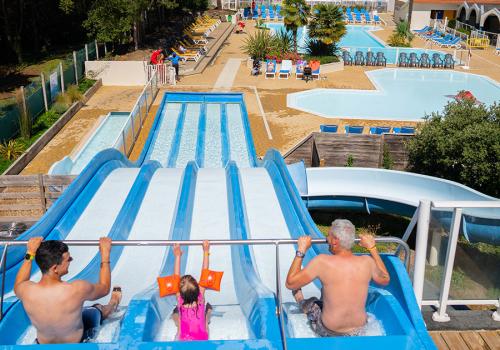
[278,60,292,79]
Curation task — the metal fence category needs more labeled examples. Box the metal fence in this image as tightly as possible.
[0,236,410,349]
[0,41,103,143]
[111,71,160,157]
[409,200,500,322]
[145,63,176,86]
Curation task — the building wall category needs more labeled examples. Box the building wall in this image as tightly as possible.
[84,61,147,86]
[410,3,461,30]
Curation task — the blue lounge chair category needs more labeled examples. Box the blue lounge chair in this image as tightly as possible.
[438,37,462,48]
[414,26,431,34]
[375,52,386,66]
[252,9,258,20]
[398,52,408,67]
[431,53,443,68]
[265,59,277,79]
[354,51,365,65]
[279,59,292,79]
[342,51,353,65]
[366,51,376,66]
[295,59,305,79]
[347,13,354,23]
[320,124,338,133]
[369,126,391,135]
[243,7,250,19]
[276,6,283,20]
[443,53,455,69]
[355,13,363,23]
[365,13,373,24]
[374,15,381,24]
[345,125,364,134]
[269,8,275,20]
[419,53,431,68]
[393,126,415,134]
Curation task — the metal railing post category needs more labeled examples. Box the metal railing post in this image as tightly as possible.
[413,200,431,309]
[275,243,288,350]
[59,62,65,93]
[0,245,8,321]
[432,207,462,322]
[95,40,99,60]
[85,44,89,61]
[122,130,127,155]
[73,51,79,85]
[40,73,48,112]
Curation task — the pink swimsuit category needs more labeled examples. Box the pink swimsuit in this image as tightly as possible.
[177,293,208,341]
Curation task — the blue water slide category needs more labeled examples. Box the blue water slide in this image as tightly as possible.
[118,161,199,346]
[290,165,500,244]
[260,149,436,349]
[0,155,161,345]
[0,149,136,315]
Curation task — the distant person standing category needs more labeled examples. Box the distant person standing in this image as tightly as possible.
[168,52,183,81]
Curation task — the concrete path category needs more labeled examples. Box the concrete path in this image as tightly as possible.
[213,58,242,91]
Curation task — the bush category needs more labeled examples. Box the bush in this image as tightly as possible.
[388,20,414,47]
[406,100,500,197]
[303,55,339,64]
[0,140,25,161]
[305,39,340,57]
[447,19,456,29]
[78,78,96,94]
[66,85,83,103]
[242,29,279,60]
[33,110,61,133]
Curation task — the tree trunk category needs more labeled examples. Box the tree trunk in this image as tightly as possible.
[293,29,298,54]
[133,20,139,50]
[217,0,222,9]
[407,0,414,27]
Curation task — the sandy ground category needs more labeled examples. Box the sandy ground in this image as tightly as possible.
[18,17,500,173]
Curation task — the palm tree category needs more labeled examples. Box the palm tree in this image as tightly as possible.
[281,0,310,53]
[308,4,346,45]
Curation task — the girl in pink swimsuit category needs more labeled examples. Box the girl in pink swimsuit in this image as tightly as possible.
[172,241,213,341]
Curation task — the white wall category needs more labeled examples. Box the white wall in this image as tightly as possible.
[85,61,147,86]
[411,10,432,30]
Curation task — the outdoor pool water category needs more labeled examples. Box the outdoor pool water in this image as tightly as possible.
[265,23,449,65]
[287,69,500,120]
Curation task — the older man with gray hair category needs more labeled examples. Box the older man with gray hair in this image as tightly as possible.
[286,219,390,337]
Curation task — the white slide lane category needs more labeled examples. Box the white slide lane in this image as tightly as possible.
[239,168,319,338]
[19,168,140,344]
[157,169,250,341]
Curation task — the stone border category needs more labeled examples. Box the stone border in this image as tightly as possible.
[3,79,103,175]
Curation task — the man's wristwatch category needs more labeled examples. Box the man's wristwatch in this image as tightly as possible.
[295,250,305,258]
[25,253,35,261]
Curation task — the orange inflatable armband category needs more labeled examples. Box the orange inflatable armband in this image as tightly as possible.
[157,274,180,297]
[199,269,224,291]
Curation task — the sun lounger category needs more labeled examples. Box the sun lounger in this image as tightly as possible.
[295,60,305,79]
[320,125,338,133]
[347,13,354,23]
[279,60,292,79]
[345,125,364,134]
[365,13,373,24]
[374,15,381,24]
[436,37,462,48]
[369,126,391,134]
[184,31,208,44]
[375,52,386,66]
[342,51,353,65]
[171,48,200,62]
[265,59,277,79]
[243,7,250,20]
[393,126,415,134]
[355,13,363,23]
[252,10,259,20]
[269,8,275,20]
[310,60,320,79]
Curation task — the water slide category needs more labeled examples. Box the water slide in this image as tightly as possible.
[286,162,500,244]
[143,92,257,169]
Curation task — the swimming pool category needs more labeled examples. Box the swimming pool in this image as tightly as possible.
[287,69,500,121]
[265,23,449,65]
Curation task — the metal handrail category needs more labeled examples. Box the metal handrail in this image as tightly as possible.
[0,237,409,347]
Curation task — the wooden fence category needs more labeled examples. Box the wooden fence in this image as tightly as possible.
[0,175,75,224]
[283,133,413,170]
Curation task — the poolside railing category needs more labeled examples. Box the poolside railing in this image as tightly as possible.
[111,72,160,157]
[411,200,500,322]
[0,236,410,348]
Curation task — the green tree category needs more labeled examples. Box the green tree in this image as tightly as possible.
[281,0,310,54]
[241,29,278,60]
[308,4,346,45]
[388,20,414,47]
[406,99,500,197]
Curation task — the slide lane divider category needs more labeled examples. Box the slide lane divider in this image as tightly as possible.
[225,162,282,349]
[167,103,188,168]
[139,94,168,164]
[195,103,207,167]
[238,100,258,167]
[220,103,230,167]
[119,162,199,345]
[0,160,159,345]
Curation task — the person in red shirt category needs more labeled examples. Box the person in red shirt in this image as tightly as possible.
[150,48,165,65]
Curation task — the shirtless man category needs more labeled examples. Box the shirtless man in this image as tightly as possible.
[14,237,122,344]
[285,219,390,337]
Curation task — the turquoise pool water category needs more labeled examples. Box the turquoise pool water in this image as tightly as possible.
[265,23,449,64]
[287,69,500,121]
